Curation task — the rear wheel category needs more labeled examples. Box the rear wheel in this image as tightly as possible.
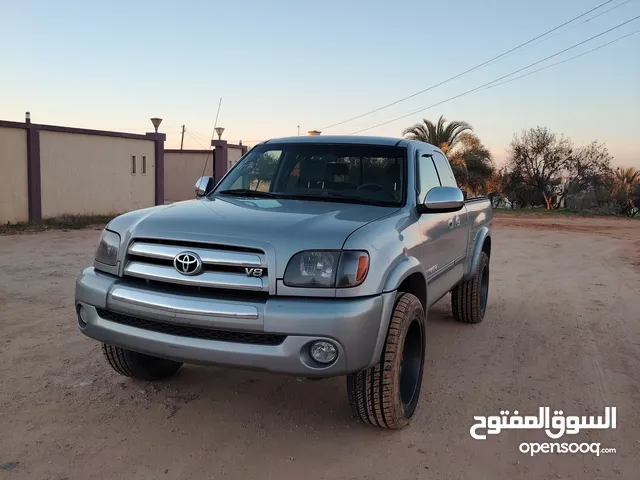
[346,292,426,429]
[451,251,490,324]
[101,344,183,381]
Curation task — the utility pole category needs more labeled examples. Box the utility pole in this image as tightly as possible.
[180,125,185,150]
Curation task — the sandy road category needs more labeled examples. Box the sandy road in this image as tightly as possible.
[0,215,639,480]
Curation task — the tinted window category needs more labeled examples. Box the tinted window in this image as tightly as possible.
[215,143,406,206]
[432,151,457,187]
[227,150,283,192]
[418,154,441,198]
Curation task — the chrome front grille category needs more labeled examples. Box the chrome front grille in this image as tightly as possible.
[124,240,269,292]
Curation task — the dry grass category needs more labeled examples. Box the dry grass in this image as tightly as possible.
[0,214,117,235]
[493,207,638,219]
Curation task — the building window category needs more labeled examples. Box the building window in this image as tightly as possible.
[131,155,137,175]
[142,156,147,175]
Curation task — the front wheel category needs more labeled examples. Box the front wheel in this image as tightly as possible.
[346,292,426,429]
[101,344,183,381]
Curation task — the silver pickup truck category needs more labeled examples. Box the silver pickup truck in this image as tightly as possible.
[75,135,492,429]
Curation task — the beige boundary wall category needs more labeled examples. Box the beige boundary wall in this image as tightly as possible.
[0,126,29,223]
[0,117,165,224]
[164,145,247,203]
[165,150,212,202]
[39,131,156,218]
[0,116,248,223]
[228,146,244,170]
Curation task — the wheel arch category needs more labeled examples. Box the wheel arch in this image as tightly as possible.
[382,256,428,311]
[371,258,428,367]
[463,227,491,281]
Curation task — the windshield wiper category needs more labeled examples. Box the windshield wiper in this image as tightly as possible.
[281,191,390,207]
[217,189,281,198]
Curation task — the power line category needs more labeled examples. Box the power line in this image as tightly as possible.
[319,0,616,131]
[186,130,211,141]
[185,130,209,149]
[347,15,640,135]
[505,0,636,57]
[485,29,640,90]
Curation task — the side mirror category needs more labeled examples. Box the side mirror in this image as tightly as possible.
[418,186,464,214]
[195,176,215,197]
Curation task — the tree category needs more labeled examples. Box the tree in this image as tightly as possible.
[402,115,472,153]
[613,167,640,216]
[485,171,503,207]
[500,167,542,208]
[402,116,494,195]
[448,132,495,195]
[630,182,640,217]
[614,167,640,199]
[249,152,280,191]
[505,127,573,209]
[560,141,613,209]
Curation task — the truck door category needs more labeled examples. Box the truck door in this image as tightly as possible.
[431,150,469,282]
[414,151,451,301]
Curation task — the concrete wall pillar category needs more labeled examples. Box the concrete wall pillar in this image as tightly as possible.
[211,139,228,180]
[146,132,166,205]
[25,115,42,222]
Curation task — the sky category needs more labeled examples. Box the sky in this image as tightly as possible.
[1,0,639,167]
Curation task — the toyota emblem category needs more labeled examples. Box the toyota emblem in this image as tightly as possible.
[173,252,202,276]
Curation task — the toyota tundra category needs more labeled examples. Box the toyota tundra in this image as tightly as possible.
[75,135,493,429]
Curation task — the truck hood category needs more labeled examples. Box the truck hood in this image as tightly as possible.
[110,196,399,277]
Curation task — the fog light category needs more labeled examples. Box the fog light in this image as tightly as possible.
[310,341,337,364]
[77,304,88,327]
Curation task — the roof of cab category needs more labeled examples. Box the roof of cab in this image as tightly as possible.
[262,135,410,147]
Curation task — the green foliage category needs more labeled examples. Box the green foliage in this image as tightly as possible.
[402,115,472,154]
[505,126,573,208]
[402,116,495,195]
[448,133,495,195]
[490,126,638,216]
[613,167,640,216]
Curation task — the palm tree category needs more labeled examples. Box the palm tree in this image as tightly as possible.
[448,133,494,194]
[614,167,640,197]
[403,116,494,195]
[613,167,640,216]
[402,115,472,154]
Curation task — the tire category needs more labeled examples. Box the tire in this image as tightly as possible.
[346,292,426,429]
[101,343,183,381]
[451,251,490,324]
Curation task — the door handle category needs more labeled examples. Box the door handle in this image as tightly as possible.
[448,218,454,229]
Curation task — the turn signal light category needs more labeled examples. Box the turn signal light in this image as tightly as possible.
[336,251,370,288]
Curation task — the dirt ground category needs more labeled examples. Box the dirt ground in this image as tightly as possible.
[1,215,639,480]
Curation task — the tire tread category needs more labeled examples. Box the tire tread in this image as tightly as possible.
[347,292,425,429]
[101,343,182,381]
[451,251,489,324]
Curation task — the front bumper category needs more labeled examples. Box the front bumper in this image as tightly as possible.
[75,267,396,377]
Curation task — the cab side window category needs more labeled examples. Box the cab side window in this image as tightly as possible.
[417,154,441,199]
[432,151,457,188]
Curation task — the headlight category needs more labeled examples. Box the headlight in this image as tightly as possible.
[283,250,369,288]
[95,229,121,266]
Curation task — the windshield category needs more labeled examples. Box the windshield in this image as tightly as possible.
[213,143,406,206]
